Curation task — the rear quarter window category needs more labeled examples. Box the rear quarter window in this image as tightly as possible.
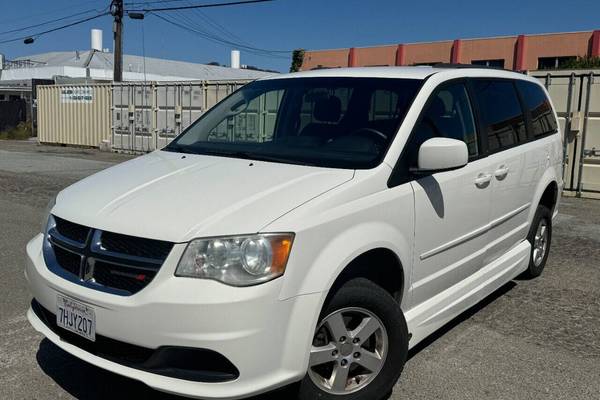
[516,81,558,138]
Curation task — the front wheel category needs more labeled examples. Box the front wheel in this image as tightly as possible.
[297,278,408,400]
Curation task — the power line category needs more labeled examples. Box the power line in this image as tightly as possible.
[152,12,290,59]
[0,12,109,45]
[0,9,100,36]
[0,0,104,24]
[189,5,253,47]
[125,0,193,4]
[172,10,281,56]
[128,0,274,12]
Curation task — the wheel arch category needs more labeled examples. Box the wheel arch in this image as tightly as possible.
[538,180,558,214]
[528,169,560,224]
[323,248,406,308]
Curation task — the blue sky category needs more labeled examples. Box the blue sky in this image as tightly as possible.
[0,0,599,72]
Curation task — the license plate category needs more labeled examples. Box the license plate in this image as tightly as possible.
[56,295,96,342]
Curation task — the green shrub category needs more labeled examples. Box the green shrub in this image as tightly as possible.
[559,56,600,70]
[0,121,32,140]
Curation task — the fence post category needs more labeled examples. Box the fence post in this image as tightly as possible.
[151,82,157,151]
[562,73,575,181]
[576,73,593,197]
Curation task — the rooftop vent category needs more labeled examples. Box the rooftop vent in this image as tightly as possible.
[91,29,103,52]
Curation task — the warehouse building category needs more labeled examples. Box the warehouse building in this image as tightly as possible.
[0,29,273,135]
[0,50,273,83]
[0,29,273,83]
[300,30,600,71]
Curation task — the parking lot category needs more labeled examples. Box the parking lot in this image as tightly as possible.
[1,139,599,400]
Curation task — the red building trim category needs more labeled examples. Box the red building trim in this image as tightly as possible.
[515,35,528,71]
[395,44,406,66]
[348,47,357,67]
[592,30,600,57]
[451,39,463,64]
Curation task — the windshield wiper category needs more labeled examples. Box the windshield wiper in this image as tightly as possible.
[200,149,315,166]
[163,143,198,155]
[164,145,315,166]
[239,152,315,166]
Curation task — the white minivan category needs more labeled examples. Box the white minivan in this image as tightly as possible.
[26,66,562,400]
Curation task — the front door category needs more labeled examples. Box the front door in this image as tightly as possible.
[406,81,494,307]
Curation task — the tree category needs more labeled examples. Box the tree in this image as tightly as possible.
[290,49,305,73]
[559,56,600,70]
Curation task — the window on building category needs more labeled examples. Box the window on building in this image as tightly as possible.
[474,80,527,152]
[413,62,442,67]
[410,82,479,158]
[537,56,577,70]
[516,81,558,138]
[0,94,5,101]
[471,59,505,68]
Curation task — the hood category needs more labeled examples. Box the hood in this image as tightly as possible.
[52,151,354,242]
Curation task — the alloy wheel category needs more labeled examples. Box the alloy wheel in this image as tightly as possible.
[308,307,388,395]
[533,218,549,267]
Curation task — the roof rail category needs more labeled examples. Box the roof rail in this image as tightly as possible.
[432,63,516,72]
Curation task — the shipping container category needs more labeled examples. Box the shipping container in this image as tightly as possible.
[37,84,112,147]
[531,70,600,198]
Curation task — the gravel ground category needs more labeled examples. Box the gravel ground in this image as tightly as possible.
[1,140,598,400]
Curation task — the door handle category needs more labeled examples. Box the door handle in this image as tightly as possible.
[494,165,509,180]
[474,173,492,188]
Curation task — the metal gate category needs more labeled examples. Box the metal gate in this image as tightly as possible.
[531,71,600,198]
[111,81,249,153]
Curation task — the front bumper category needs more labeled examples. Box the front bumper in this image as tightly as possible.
[25,234,322,399]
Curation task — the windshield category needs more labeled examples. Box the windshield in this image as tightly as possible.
[164,77,422,169]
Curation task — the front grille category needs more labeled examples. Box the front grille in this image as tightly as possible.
[44,215,174,296]
[53,246,81,276]
[101,231,173,260]
[93,261,156,294]
[54,216,90,243]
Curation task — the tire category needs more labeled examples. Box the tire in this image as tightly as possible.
[297,278,408,400]
[522,205,552,279]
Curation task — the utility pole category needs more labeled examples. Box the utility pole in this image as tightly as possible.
[110,0,124,82]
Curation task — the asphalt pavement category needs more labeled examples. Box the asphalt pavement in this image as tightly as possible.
[1,140,598,400]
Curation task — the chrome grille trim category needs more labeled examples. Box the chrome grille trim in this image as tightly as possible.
[90,230,164,266]
[43,215,174,296]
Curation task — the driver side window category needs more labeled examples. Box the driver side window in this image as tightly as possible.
[412,83,479,159]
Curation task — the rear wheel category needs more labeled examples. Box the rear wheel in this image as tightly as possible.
[522,205,552,278]
[297,278,408,400]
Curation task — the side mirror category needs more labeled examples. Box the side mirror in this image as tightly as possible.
[416,137,468,172]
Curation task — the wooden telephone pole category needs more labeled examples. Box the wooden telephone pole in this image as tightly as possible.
[110,0,124,82]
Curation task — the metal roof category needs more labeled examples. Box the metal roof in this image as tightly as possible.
[9,51,275,81]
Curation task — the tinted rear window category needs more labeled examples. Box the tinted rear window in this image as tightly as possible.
[516,81,558,138]
[473,80,527,152]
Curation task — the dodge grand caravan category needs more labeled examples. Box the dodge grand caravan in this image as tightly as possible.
[26,66,562,400]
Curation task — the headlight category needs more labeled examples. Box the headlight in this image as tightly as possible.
[175,233,294,286]
[41,194,57,233]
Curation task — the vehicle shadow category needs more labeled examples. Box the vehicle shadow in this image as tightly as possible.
[36,281,516,399]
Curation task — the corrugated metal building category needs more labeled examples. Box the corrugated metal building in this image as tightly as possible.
[1,50,274,82]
